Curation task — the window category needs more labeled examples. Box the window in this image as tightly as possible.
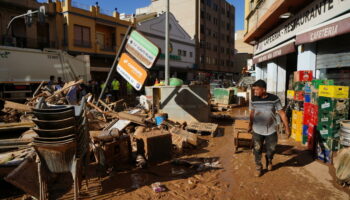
[201,0,204,4]
[200,24,205,34]
[213,18,218,25]
[226,60,230,66]
[227,23,230,31]
[250,0,254,11]
[183,50,187,57]
[206,56,210,64]
[96,32,105,49]
[213,45,218,52]
[213,32,217,38]
[200,55,205,64]
[221,47,224,53]
[74,25,91,47]
[207,13,211,21]
[201,10,205,19]
[213,3,218,11]
[178,49,182,56]
[227,35,230,42]
[200,40,206,48]
[206,42,211,50]
[206,28,211,36]
[215,58,218,65]
[190,52,193,57]
[226,48,230,55]
[206,0,211,7]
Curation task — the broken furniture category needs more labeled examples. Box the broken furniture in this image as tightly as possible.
[134,128,172,163]
[32,97,89,200]
[233,120,252,153]
[186,122,218,137]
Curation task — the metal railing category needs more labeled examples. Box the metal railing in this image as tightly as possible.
[74,39,91,48]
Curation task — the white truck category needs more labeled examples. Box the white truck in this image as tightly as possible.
[0,45,90,101]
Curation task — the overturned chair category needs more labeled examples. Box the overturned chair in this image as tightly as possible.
[32,97,90,200]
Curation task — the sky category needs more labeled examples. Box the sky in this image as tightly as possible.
[39,0,245,31]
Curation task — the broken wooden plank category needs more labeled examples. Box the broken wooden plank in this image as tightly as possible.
[46,79,83,101]
[98,99,112,111]
[3,100,32,112]
[0,122,35,129]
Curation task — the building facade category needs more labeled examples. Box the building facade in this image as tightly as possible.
[0,0,57,49]
[0,0,131,81]
[244,0,350,103]
[135,0,236,79]
[135,12,196,82]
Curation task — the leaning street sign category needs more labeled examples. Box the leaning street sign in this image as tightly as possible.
[125,30,160,69]
[117,53,148,91]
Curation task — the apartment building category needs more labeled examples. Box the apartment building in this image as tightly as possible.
[244,0,350,103]
[135,0,236,79]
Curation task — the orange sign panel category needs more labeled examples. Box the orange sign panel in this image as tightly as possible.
[117,53,147,91]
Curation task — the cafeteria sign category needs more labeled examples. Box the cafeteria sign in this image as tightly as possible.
[117,53,148,91]
[126,30,160,69]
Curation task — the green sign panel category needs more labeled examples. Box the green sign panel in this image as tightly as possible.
[125,30,160,69]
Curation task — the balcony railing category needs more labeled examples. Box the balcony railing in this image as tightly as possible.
[74,40,91,48]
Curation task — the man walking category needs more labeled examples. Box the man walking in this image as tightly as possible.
[249,80,290,177]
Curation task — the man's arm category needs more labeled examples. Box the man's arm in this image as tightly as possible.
[248,109,254,132]
[278,110,290,137]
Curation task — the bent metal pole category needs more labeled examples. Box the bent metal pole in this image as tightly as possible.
[96,25,132,105]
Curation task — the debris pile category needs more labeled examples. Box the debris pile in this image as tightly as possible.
[0,79,220,199]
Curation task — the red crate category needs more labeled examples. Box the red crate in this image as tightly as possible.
[295,91,305,101]
[294,70,313,82]
[307,125,316,150]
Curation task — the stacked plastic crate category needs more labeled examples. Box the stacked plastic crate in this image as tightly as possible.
[317,85,349,162]
[291,71,313,142]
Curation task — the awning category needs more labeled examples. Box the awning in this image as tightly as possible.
[296,13,350,45]
[252,39,295,64]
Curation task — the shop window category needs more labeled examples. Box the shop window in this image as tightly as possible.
[74,25,91,47]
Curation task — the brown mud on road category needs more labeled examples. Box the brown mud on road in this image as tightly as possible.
[4,107,350,200]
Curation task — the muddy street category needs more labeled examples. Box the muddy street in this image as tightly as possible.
[12,108,344,200]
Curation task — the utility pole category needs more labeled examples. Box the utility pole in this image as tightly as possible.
[165,0,170,85]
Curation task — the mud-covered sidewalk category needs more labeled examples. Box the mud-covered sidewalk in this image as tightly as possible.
[3,108,350,200]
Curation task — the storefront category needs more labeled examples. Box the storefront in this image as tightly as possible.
[252,0,350,103]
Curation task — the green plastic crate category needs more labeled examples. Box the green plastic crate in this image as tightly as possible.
[213,88,236,105]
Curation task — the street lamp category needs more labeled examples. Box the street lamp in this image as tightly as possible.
[5,6,46,45]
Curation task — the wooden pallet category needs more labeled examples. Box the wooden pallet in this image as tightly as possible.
[186,122,218,137]
[233,120,253,153]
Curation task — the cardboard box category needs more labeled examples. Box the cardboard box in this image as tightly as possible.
[318,85,349,98]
